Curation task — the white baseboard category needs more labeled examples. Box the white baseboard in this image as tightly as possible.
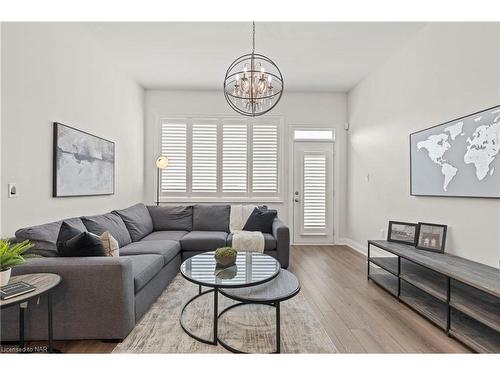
[338,237,368,256]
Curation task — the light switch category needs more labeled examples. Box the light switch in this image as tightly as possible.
[8,183,18,198]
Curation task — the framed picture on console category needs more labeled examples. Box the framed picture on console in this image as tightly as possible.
[53,122,115,197]
[387,221,418,245]
[416,222,447,253]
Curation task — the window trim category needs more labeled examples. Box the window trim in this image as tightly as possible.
[157,115,284,203]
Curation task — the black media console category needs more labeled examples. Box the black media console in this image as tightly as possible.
[367,240,500,353]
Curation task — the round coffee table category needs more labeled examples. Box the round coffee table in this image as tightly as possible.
[218,269,300,353]
[0,273,61,353]
[180,251,280,345]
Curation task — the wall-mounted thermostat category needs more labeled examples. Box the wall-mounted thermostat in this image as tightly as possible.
[8,183,18,198]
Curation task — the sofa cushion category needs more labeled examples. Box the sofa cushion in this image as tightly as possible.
[120,240,180,265]
[15,217,87,257]
[82,213,132,247]
[141,231,188,242]
[226,233,277,251]
[128,254,164,292]
[243,207,278,234]
[114,203,153,242]
[147,205,193,231]
[193,205,230,232]
[56,222,107,257]
[180,231,228,252]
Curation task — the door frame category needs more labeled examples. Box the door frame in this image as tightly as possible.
[288,125,337,245]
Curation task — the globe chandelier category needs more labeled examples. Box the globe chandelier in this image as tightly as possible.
[223,22,284,117]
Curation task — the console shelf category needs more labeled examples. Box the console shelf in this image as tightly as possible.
[400,280,447,329]
[368,240,500,353]
[369,264,398,296]
[450,309,500,353]
[400,260,447,302]
[369,256,398,276]
[450,280,500,332]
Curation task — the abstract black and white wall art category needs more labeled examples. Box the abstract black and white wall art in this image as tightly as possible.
[53,123,115,197]
[410,105,500,198]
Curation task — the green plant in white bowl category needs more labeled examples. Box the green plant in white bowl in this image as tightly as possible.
[0,239,34,286]
[214,247,237,267]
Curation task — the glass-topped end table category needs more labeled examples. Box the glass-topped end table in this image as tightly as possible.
[180,251,280,345]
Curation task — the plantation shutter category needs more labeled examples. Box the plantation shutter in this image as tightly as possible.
[160,122,187,192]
[302,152,327,233]
[252,123,279,193]
[222,122,248,192]
[191,123,218,192]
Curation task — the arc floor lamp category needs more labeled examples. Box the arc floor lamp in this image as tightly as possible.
[155,156,169,206]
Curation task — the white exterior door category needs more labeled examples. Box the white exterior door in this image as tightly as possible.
[293,141,334,244]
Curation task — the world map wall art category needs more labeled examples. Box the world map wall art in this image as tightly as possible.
[410,105,500,198]
[53,123,115,197]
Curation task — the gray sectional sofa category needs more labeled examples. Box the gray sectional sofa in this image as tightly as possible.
[0,203,289,341]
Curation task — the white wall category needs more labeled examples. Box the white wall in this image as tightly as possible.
[1,23,145,236]
[345,23,500,267]
[0,22,2,235]
[144,90,347,242]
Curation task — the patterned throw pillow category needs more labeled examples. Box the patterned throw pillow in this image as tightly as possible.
[100,231,120,257]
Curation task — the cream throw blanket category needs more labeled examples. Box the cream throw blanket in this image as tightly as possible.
[229,205,265,252]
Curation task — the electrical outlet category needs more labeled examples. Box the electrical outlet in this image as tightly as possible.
[8,183,18,198]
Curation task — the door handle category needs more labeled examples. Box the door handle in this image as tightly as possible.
[294,198,300,203]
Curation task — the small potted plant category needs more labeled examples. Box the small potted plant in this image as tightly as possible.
[0,239,34,287]
[214,247,237,267]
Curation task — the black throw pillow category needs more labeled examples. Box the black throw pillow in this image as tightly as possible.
[242,207,277,234]
[56,221,106,257]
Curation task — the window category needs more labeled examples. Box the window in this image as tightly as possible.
[293,129,334,141]
[160,122,187,192]
[252,124,279,193]
[191,123,217,192]
[159,117,282,200]
[222,122,247,192]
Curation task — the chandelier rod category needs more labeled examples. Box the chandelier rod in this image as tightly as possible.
[252,21,255,54]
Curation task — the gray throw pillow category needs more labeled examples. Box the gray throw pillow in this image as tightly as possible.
[82,213,132,247]
[15,217,87,256]
[114,203,153,242]
[147,205,193,231]
[193,204,230,232]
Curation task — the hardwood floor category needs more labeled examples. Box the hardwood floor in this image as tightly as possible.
[24,245,470,353]
[289,245,469,353]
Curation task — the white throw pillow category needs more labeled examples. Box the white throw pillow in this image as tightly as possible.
[100,231,120,257]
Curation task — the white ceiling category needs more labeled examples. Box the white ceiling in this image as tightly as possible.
[81,22,426,92]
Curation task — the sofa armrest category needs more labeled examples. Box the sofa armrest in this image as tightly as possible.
[3,256,135,340]
[272,218,290,268]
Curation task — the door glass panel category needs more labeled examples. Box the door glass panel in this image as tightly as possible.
[302,152,327,234]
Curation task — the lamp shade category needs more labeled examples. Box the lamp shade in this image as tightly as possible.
[155,156,169,169]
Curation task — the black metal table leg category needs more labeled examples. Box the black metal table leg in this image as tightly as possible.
[19,304,25,350]
[179,288,218,345]
[48,292,53,353]
[213,288,218,344]
[276,301,281,353]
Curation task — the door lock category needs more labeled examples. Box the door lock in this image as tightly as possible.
[294,198,300,203]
